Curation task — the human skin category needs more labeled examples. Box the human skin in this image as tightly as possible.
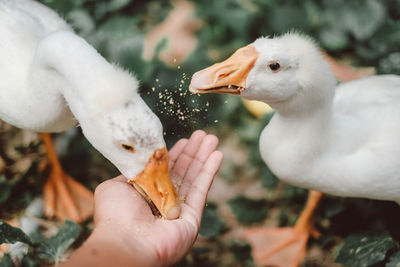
[60,130,223,267]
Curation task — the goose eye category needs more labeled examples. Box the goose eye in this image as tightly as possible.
[121,144,136,153]
[268,61,280,72]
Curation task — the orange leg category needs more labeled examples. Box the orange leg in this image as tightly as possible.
[243,190,323,267]
[41,133,93,222]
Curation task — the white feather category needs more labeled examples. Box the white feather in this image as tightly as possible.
[0,0,165,179]
[246,33,400,202]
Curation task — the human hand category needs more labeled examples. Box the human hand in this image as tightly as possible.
[84,130,223,267]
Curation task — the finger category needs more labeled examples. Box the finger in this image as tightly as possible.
[168,138,188,170]
[170,130,206,182]
[183,151,223,221]
[178,134,219,197]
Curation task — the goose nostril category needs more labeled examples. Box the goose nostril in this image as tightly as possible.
[216,70,235,81]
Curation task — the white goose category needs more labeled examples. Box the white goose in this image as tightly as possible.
[0,0,180,222]
[190,32,400,266]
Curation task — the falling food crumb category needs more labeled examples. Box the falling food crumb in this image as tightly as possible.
[214,120,218,123]
[152,87,155,91]
[153,74,211,127]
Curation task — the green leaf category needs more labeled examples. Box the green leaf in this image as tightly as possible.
[335,232,397,267]
[0,176,12,205]
[379,52,400,75]
[386,251,400,267]
[199,203,225,238]
[21,255,38,267]
[260,165,279,189]
[343,0,385,41]
[66,9,95,36]
[153,38,168,60]
[106,0,131,13]
[319,27,349,51]
[229,242,253,266]
[37,220,81,264]
[228,196,268,225]
[0,221,32,245]
[89,16,145,75]
[268,3,309,33]
[0,254,14,267]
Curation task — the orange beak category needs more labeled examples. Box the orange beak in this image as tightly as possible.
[189,46,259,94]
[129,147,180,220]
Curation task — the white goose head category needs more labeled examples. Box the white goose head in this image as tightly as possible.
[35,31,180,219]
[76,70,180,220]
[82,83,165,179]
[189,33,337,114]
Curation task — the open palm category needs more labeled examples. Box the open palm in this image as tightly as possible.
[93,130,223,266]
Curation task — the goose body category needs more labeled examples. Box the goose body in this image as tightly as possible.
[190,32,400,266]
[190,33,400,203]
[0,0,75,132]
[0,0,180,219]
[260,75,400,202]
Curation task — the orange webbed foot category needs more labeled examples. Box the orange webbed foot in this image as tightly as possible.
[41,133,93,223]
[244,191,323,267]
[43,167,94,223]
[244,227,314,267]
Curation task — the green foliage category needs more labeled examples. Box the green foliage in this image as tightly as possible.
[386,251,400,267]
[195,0,400,75]
[2,0,400,266]
[0,176,12,205]
[228,196,268,225]
[199,203,225,238]
[228,242,253,267]
[37,220,81,264]
[21,255,38,267]
[316,199,400,267]
[0,221,32,246]
[0,254,13,267]
[335,232,397,267]
[0,220,80,266]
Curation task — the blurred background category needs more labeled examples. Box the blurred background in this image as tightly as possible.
[1,0,400,266]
